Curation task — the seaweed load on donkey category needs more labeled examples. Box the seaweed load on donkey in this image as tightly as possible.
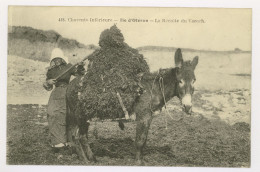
[68,25,150,120]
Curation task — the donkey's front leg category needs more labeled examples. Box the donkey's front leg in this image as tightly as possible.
[135,112,153,165]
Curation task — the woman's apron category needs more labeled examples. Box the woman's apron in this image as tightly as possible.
[47,84,68,145]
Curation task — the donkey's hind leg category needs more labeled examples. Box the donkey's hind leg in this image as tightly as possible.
[79,120,97,162]
[69,105,96,162]
[66,107,88,162]
[80,135,97,162]
[135,111,153,165]
[71,125,88,162]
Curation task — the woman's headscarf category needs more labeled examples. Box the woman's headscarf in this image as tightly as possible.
[50,48,69,63]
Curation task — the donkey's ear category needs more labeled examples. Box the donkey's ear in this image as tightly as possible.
[191,56,199,69]
[175,48,183,68]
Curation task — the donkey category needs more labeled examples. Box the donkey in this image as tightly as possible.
[66,48,199,165]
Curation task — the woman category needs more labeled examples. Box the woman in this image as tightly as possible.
[43,48,84,152]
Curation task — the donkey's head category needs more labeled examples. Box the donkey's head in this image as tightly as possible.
[174,48,198,114]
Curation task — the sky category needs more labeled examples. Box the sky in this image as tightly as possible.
[8,6,251,51]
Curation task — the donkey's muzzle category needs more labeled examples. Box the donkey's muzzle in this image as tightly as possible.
[181,94,192,115]
[183,105,192,115]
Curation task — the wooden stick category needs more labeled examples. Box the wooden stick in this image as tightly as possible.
[116,92,130,120]
[55,55,89,81]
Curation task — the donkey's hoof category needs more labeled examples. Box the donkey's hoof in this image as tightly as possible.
[89,156,97,163]
[135,159,145,166]
[78,156,88,162]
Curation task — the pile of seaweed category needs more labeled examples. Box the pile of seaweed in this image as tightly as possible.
[79,25,150,119]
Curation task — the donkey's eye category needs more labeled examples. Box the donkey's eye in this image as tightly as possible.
[179,79,185,87]
[191,79,196,87]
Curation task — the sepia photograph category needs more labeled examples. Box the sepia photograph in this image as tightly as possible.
[6,6,251,167]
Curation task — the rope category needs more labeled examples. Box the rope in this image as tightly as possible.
[159,77,174,120]
[158,77,175,130]
[148,71,175,130]
[149,71,175,122]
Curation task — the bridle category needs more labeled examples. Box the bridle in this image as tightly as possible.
[149,69,178,113]
[149,69,183,128]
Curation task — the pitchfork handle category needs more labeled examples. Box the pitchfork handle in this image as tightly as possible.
[55,55,89,81]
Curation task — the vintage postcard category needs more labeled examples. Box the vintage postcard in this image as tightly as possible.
[6,6,251,167]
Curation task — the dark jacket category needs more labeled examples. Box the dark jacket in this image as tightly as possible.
[43,63,83,90]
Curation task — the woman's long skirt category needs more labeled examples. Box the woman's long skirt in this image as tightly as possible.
[47,86,68,146]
